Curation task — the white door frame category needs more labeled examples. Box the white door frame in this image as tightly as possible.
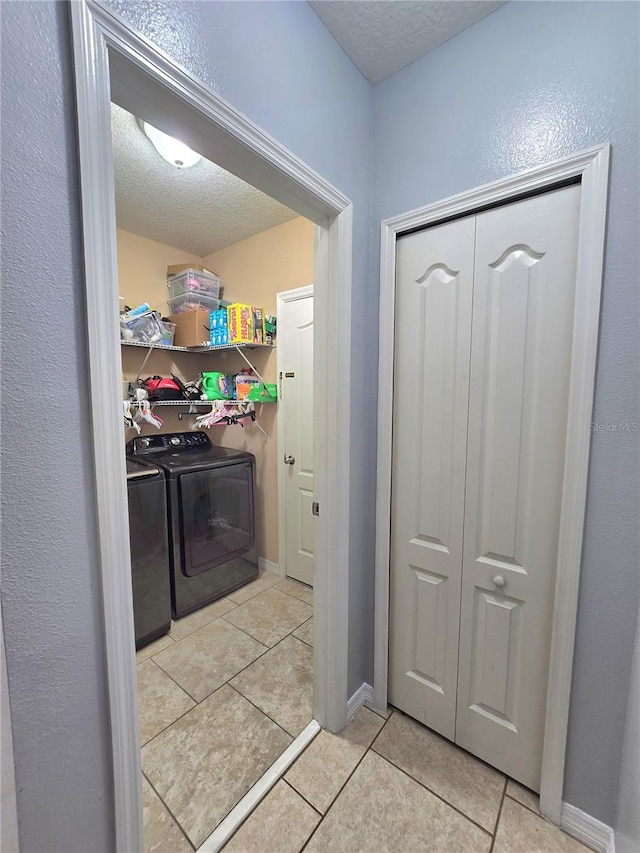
[70,3,352,850]
[276,285,315,583]
[374,145,610,824]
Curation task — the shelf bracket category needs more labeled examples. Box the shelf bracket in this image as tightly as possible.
[134,345,155,383]
[234,345,268,387]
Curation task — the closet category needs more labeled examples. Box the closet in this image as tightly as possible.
[388,184,581,792]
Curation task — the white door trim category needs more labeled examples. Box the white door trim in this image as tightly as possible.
[374,144,610,825]
[276,285,315,583]
[70,3,351,850]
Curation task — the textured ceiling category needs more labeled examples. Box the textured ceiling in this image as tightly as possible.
[309,0,507,83]
[111,104,297,256]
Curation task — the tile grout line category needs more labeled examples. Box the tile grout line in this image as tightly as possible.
[220,601,312,649]
[166,601,241,643]
[223,625,311,693]
[292,616,314,647]
[281,777,324,818]
[502,790,542,819]
[273,580,314,606]
[489,777,508,852]
[368,716,497,839]
[135,634,175,664]
[225,574,283,606]
[142,624,310,748]
[370,748,495,840]
[365,703,391,721]
[298,710,397,853]
[145,656,201,705]
[140,632,274,749]
[209,722,322,852]
[142,769,196,851]
[227,682,307,742]
[139,584,313,849]
[139,693,202,751]
[391,707,509,779]
[142,677,307,851]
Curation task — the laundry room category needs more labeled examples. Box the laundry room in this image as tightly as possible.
[113,103,317,849]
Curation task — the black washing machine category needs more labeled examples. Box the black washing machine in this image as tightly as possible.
[127,432,258,619]
[126,457,172,648]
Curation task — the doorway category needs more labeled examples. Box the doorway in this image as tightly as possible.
[71,4,352,850]
[277,286,315,588]
[114,97,319,847]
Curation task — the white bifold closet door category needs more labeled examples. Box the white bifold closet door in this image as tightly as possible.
[389,185,581,790]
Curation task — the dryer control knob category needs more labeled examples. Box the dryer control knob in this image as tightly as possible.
[140,437,150,448]
[170,436,181,446]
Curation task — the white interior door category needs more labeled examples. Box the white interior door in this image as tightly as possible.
[388,217,475,739]
[278,289,315,586]
[389,185,581,789]
[455,185,581,791]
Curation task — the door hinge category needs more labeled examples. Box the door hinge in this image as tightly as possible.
[312,501,320,517]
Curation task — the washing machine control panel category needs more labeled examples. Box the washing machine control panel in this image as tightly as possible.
[130,431,211,455]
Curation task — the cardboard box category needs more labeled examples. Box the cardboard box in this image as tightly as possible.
[227,304,266,345]
[167,310,211,348]
[167,263,219,278]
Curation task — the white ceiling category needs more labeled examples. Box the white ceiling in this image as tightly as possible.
[111,103,297,257]
[309,0,507,83]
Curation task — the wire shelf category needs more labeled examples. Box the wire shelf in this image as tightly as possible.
[121,340,274,353]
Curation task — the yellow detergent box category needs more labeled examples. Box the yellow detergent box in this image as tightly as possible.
[227,304,266,344]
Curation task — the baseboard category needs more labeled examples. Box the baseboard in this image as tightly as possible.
[258,557,282,576]
[561,803,615,853]
[347,682,375,720]
[196,720,320,852]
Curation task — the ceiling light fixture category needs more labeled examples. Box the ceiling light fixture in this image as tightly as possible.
[142,122,202,169]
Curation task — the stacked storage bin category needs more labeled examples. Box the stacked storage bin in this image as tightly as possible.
[166,267,222,347]
[167,268,221,313]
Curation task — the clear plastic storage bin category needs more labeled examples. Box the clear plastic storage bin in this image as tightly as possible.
[120,310,164,344]
[167,268,221,300]
[167,293,220,314]
[158,321,176,347]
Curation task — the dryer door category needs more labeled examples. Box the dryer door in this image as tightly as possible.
[178,462,255,577]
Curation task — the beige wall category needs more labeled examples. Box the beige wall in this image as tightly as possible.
[203,217,314,566]
[116,228,201,313]
[118,217,315,566]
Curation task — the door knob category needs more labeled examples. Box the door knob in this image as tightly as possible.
[284,454,295,465]
[493,575,505,588]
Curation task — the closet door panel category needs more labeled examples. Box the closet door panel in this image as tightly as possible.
[456,185,581,790]
[389,217,474,738]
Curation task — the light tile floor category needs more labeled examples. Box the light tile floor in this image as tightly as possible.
[137,568,313,852]
[222,706,594,853]
[139,569,592,853]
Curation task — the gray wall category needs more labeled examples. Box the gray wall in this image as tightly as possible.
[1,1,375,849]
[615,603,640,853]
[0,2,115,851]
[105,0,377,699]
[373,0,640,826]
[1,608,19,853]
